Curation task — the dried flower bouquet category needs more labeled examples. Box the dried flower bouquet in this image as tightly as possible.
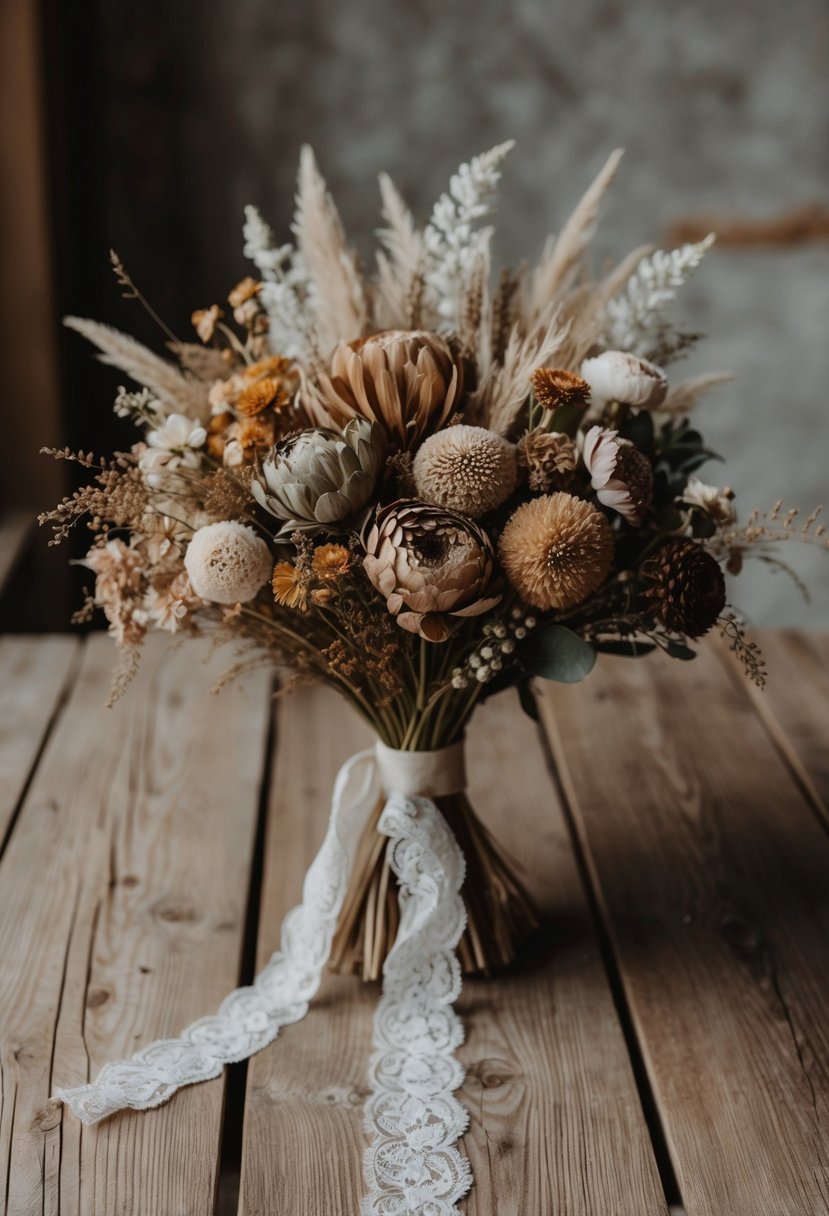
[43,143,826,979]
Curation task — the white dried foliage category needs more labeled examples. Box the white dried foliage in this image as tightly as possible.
[242,204,311,361]
[602,234,716,355]
[292,145,368,356]
[420,141,515,331]
[65,317,209,418]
[527,149,625,326]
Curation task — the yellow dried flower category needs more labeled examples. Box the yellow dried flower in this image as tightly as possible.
[272,561,308,610]
[499,493,613,611]
[192,305,223,343]
[312,544,352,579]
[243,355,293,381]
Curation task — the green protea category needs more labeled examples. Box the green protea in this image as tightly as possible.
[251,418,386,536]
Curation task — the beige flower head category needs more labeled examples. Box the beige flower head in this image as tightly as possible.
[581,350,667,409]
[308,330,464,450]
[581,426,653,525]
[362,500,500,641]
[184,521,272,604]
[678,477,736,526]
[192,305,223,344]
[412,425,517,518]
[517,429,578,493]
[499,493,614,611]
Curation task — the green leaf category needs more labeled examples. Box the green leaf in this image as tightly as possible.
[620,410,654,452]
[520,625,597,683]
[549,402,584,438]
[594,640,658,657]
[665,640,697,660]
[517,680,539,721]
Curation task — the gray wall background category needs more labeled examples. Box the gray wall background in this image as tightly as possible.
[78,0,829,626]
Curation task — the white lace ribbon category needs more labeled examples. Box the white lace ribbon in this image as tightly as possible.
[53,743,473,1215]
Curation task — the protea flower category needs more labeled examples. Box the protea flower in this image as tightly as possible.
[362,500,500,641]
[306,330,464,450]
[251,418,385,535]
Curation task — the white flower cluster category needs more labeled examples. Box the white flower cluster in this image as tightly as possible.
[602,234,715,356]
[450,607,537,688]
[421,142,515,329]
[242,204,310,360]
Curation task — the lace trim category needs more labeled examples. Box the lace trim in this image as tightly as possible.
[53,750,474,1215]
[362,793,471,1214]
[53,750,378,1125]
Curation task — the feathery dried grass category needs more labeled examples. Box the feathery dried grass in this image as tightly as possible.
[375,172,423,328]
[294,146,368,354]
[527,148,624,326]
[661,372,733,416]
[66,317,209,418]
[469,314,567,435]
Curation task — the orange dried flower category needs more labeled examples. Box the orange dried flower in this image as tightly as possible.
[228,277,262,309]
[243,355,293,381]
[272,562,308,610]
[237,377,287,417]
[531,368,591,411]
[192,305,223,343]
[312,544,352,579]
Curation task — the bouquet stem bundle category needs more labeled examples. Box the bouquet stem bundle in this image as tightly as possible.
[329,789,539,980]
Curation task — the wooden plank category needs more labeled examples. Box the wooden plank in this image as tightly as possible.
[0,513,32,594]
[731,630,829,822]
[239,685,668,1215]
[0,636,78,844]
[0,634,272,1216]
[537,645,829,1216]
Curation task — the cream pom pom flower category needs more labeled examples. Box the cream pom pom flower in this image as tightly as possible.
[580,350,667,409]
[412,425,517,518]
[581,426,653,525]
[184,521,272,604]
[499,493,614,611]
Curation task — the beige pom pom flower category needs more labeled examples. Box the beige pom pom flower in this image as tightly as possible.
[308,330,464,450]
[499,493,614,611]
[362,501,501,641]
[581,350,667,409]
[412,425,517,518]
[581,426,653,525]
[184,521,272,604]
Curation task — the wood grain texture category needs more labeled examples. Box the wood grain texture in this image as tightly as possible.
[0,635,271,1216]
[239,684,668,1216]
[0,636,77,844]
[730,630,829,823]
[537,645,829,1216]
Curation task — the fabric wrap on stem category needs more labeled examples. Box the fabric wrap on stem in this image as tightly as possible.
[53,741,474,1216]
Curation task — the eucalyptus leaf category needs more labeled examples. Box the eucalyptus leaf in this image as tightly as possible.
[520,625,597,683]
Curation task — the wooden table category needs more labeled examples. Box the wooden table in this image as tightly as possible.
[0,631,827,1216]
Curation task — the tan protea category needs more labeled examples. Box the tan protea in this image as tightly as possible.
[413,425,517,518]
[499,493,614,611]
[307,330,464,451]
[362,501,500,641]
